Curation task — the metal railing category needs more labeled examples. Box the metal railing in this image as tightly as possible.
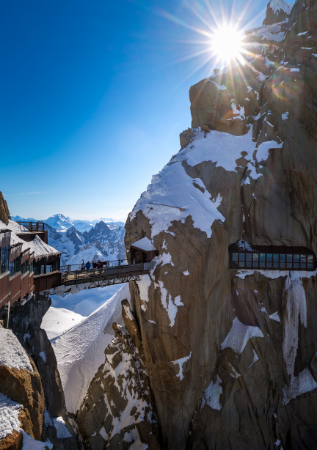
[17,222,45,232]
[61,260,156,285]
[60,258,130,273]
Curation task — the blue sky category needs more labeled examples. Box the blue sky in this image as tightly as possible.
[1,0,270,221]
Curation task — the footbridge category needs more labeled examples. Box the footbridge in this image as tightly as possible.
[60,260,156,290]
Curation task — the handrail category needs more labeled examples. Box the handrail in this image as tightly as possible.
[60,258,130,273]
[61,260,156,284]
[17,222,45,232]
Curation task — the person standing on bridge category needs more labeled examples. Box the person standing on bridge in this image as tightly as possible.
[85,261,91,270]
[81,259,85,270]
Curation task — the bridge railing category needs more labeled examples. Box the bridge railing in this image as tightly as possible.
[17,222,45,232]
[61,260,156,284]
[60,259,130,273]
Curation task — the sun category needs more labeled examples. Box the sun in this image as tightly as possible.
[210,25,245,64]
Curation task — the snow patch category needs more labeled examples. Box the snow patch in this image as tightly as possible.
[183,270,190,276]
[283,368,317,404]
[0,328,33,371]
[201,375,223,411]
[137,274,152,305]
[269,311,281,323]
[172,352,192,380]
[39,351,46,363]
[52,417,72,439]
[249,350,259,368]
[210,80,227,90]
[21,431,53,449]
[131,237,156,252]
[282,112,289,120]
[256,139,283,162]
[282,273,307,377]
[221,317,264,354]
[228,362,241,378]
[158,281,180,327]
[0,393,22,439]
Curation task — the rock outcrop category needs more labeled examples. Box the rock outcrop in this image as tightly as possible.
[76,297,160,450]
[0,192,10,226]
[263,0,294,25]
[123,1,317,448]
[0,327,45,447]
[9,295,78,449]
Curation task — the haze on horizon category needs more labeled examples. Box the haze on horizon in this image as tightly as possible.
[1,0,272,221]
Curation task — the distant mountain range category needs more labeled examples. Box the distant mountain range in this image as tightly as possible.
[12,214,126,266]
[12,213,124,233]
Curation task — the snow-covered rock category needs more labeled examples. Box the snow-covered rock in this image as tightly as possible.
[124,1,317,448]
[263,0,294,25]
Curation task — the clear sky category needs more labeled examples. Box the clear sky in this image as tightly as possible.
[1,0,270,221]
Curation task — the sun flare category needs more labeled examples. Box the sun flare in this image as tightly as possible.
[211,25,245,64]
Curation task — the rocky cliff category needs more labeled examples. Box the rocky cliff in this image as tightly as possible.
[0,295,78,450]
[123,0,317,449]
[3,1,316,449]
[263,0,294,25]
[0,192,10,226]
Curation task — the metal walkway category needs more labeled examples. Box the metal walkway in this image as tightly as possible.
[61,261,155,289]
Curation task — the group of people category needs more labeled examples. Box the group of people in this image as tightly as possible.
[80,259,126,271]
[81,259,106,270]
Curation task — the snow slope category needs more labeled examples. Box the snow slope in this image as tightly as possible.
[51,284,123,316]
[130,128,282,239]
[41,307,85,340]
[51,284,130,413]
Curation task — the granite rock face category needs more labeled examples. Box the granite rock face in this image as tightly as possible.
[263,0,294,25]
[77,299,160,450]
[124,1,317,449]
[9,295,78,450]
[0,191,10,226]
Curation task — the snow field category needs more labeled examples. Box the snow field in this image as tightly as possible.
[41,307,85,340]
[51,284,130,413]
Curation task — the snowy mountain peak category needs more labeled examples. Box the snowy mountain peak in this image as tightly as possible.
[269,0,294,14]
[263,0,294,25]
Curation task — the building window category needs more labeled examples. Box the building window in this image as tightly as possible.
[229,243,315,271]
[34,264,45,275]
[16,256,21,273]
[21,261,28,275]
[0,245,9,274]
[29,261,33,274]
[9,259,15,276]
